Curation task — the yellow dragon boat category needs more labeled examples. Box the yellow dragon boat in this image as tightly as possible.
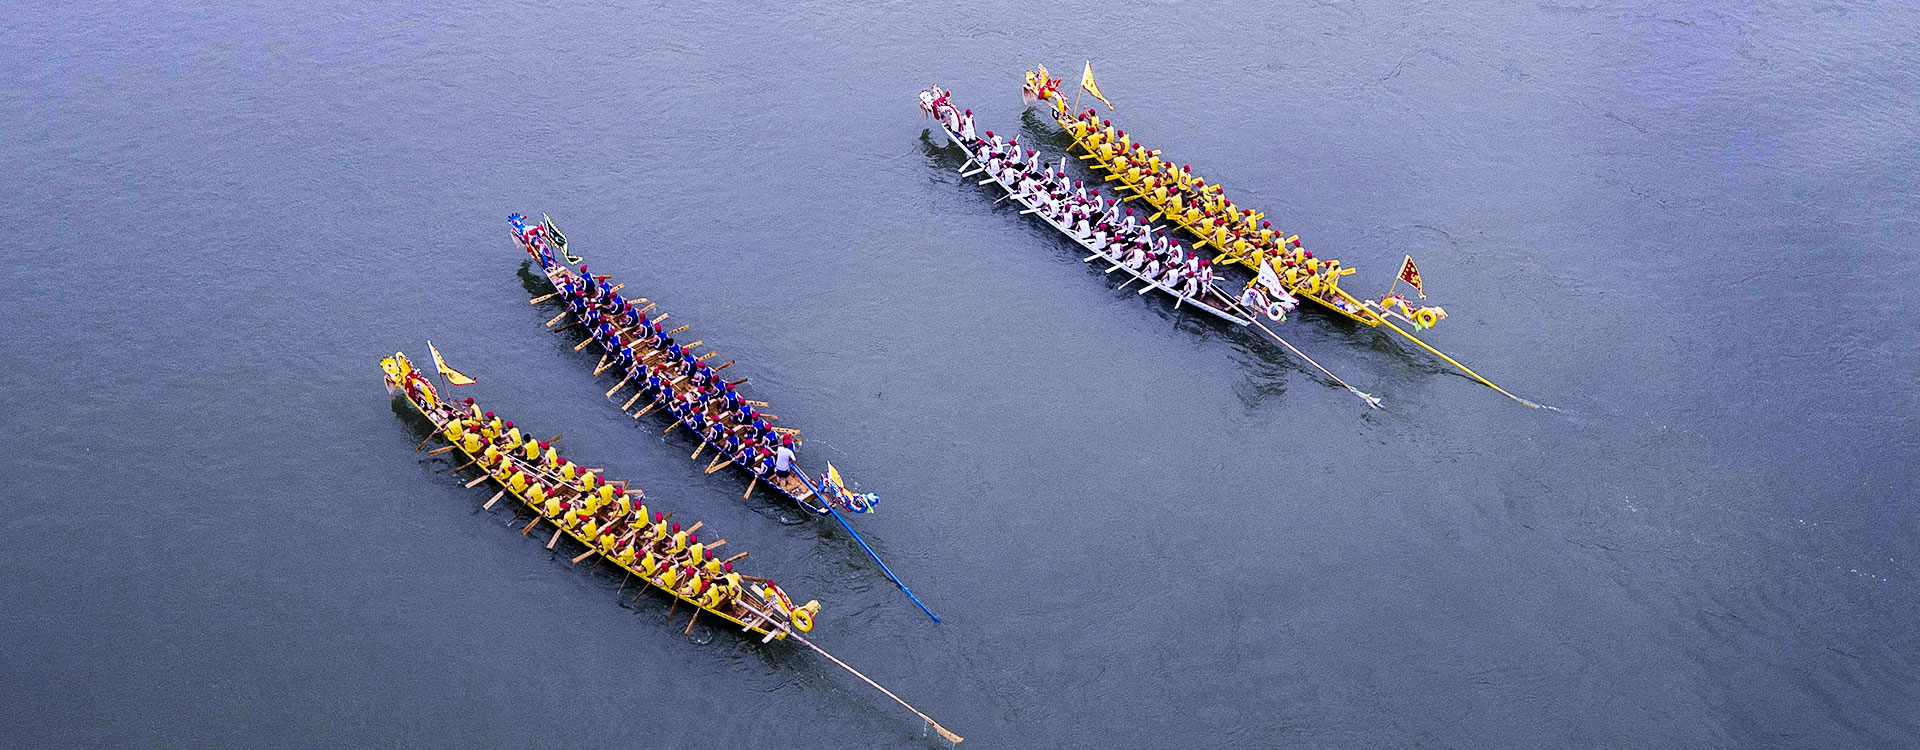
[383,349,964,741]
[1024,67,1544,409]
[383,350,817,640]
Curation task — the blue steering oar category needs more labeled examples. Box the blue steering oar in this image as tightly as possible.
[793,470,940,623]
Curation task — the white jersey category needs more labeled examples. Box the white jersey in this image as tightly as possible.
[960,114,975,140]
[774,446,795,472]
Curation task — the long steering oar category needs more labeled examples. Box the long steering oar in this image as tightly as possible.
[736,600,963,743]
[1376,318,1550,410]
[1219,292,1382,409]
[793,470,940,623]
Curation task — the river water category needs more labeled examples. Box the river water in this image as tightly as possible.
[4,1,1916,747]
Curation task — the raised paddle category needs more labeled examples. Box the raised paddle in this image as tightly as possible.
[723,551,748,564]
[529,291,559,305]
[427,444,458,456]
[573,337,597,352]
[667,324,690,335]
[545,311,570,327]
[712,360,736,372]
[727,377,749,387]
[632,403,659,419]
[464,474,492,489]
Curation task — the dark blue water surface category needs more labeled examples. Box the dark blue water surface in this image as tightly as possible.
[4,1,1916,747]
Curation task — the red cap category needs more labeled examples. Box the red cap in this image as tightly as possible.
[671,523,680,532]
[463,398,474,405]
[485,412,494,418]
[689,534,698,544]
[723,563,733,572]
[504,421,513,428]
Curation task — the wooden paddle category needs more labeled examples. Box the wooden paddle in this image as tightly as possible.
[573,337,597,352]
[712,360,736,372]
[667,324,690,335]
[571,548,597,564]
[484,490,505,510]
[742,477,757,500]
[705,455,731,474]
[427,444,458,456]
[662,421,681,435]
[521,516,543,535]
[605,381,627,398]
[723,551,748,564]
[414,425,446,452]
[463,474,491,489]
[545,311,570,327]
[632,403,659,419]
[621,391,646,410]
[691,443,705,460]
[546,527,564,549]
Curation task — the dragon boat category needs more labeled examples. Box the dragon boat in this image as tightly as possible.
[384,349,963,741]
[923,89,1254,325]
[510,215,942,621]
[1022,67,1543,408]
[383,350,817,640]
[514,219,874,516]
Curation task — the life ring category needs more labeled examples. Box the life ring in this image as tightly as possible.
[791,607,814,632]
[1414,308,1440,328]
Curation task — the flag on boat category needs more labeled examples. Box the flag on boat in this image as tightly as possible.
[824,463,877,514]
[427,340,476,386]
[1256,261,1297,304]
[1081,61,1114,110]
[1398,255,1426,298]
[544,214,581,264]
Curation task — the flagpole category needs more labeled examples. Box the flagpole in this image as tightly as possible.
[427,340,454,395]
[1073,61,1084,112]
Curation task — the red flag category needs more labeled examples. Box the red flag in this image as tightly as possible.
[1398,255,1425,298]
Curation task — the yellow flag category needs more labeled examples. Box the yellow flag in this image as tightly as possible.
[428,340,476,386]
[1082,61,1114,110]
[826,462,846,490]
